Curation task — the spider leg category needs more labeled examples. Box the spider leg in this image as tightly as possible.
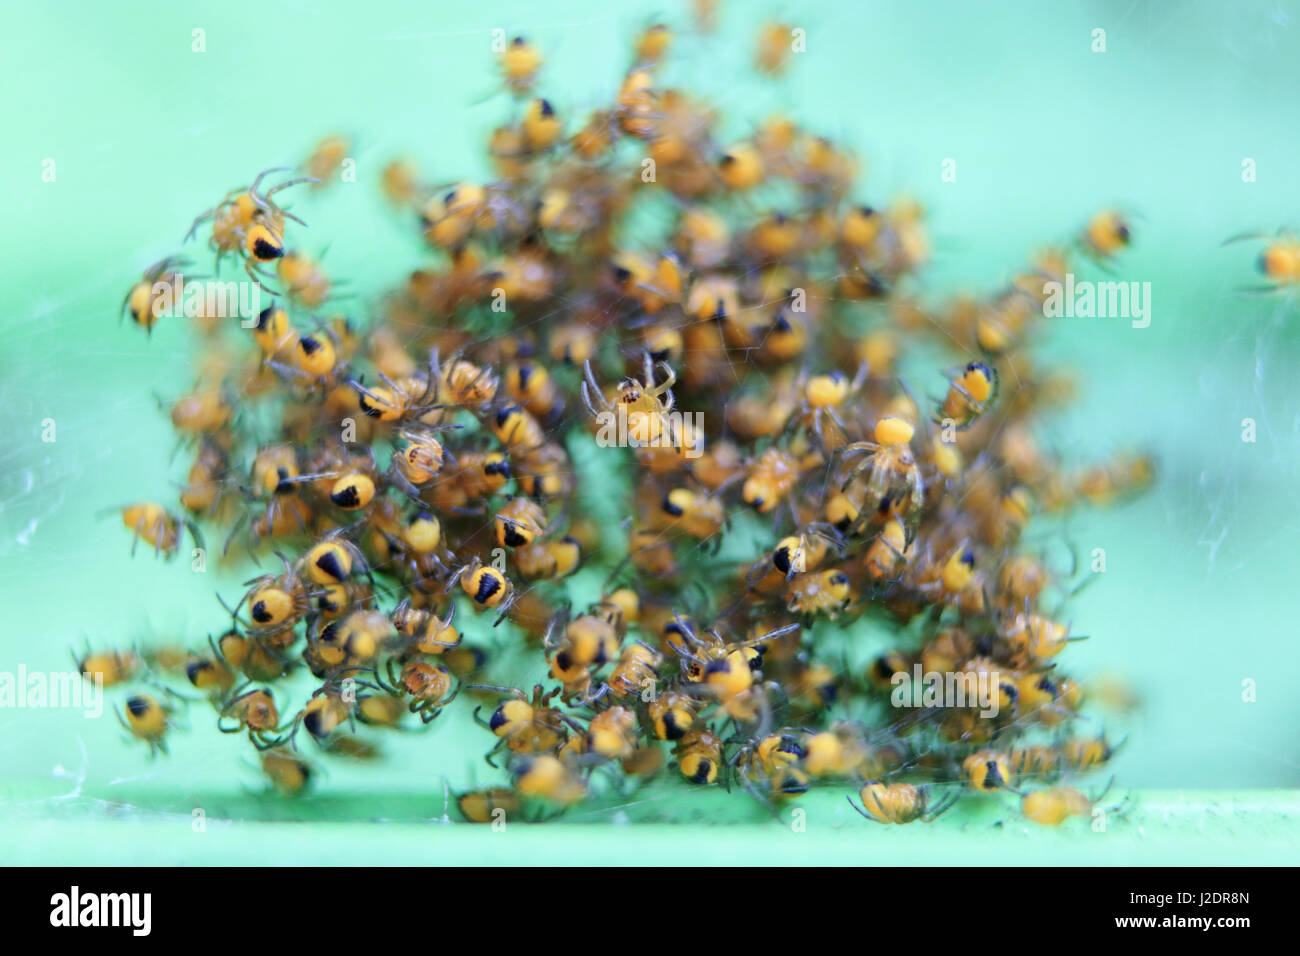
[246,260,282,296]
[581,359,612,413]
[183,206,218,244]
[846,794,886,824]
[653,359,677,403]
[386,460,428,503]
[838,447,877,491]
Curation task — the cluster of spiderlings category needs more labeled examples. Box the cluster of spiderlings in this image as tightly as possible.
[98,15,1153,825]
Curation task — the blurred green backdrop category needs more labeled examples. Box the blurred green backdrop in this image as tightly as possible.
[1,0,1298,862]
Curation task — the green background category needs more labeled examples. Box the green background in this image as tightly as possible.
[1,0,1298,864]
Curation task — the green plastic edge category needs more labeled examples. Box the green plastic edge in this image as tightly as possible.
[1,785,1295,865]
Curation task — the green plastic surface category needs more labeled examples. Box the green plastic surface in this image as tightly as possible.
[2,0,1298,864]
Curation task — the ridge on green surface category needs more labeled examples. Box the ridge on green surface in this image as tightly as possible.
[0,784,1294,865]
